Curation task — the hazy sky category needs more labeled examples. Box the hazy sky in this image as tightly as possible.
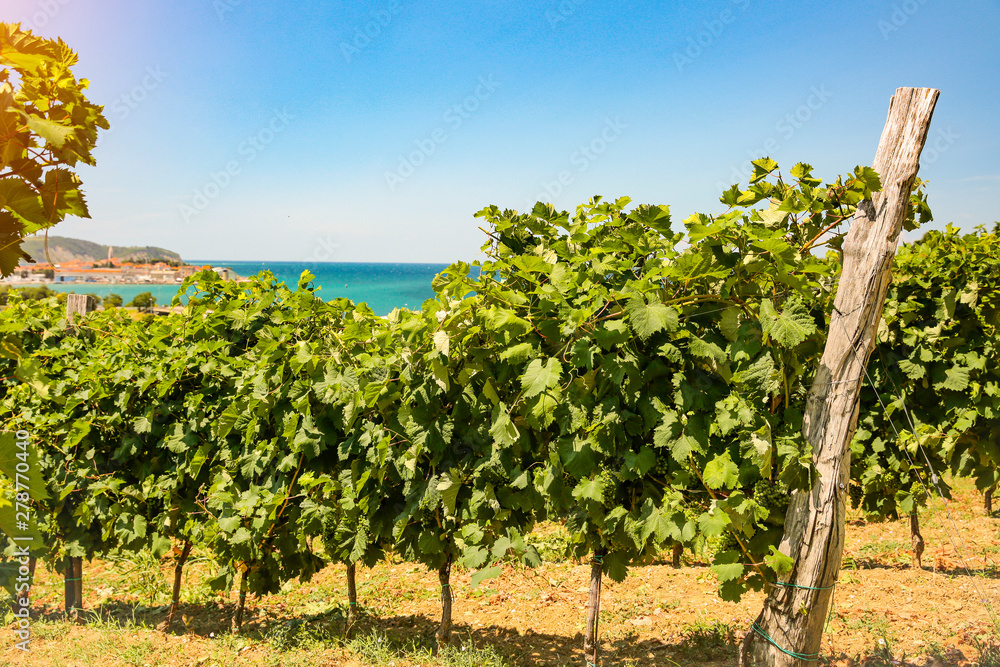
[7,0,998,262]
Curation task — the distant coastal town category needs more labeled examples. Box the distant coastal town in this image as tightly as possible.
[2,239,240,288]
[3,258,239,287]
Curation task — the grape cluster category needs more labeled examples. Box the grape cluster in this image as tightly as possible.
[848,481,864,509]
[653,454,670,477]
[908,479,928,504]
[418,481,441,516]
[877,470,901,494]
[714,530,742,557]
[752,478,788,512]
[597,468,619,502]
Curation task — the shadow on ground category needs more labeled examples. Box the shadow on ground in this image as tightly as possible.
[29,601,741,666]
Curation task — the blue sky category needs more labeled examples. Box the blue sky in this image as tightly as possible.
[6,0,998,262]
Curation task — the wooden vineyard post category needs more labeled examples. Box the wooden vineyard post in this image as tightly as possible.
[163,539,193,632]
[66,294,96,325]
[435,554,454,650]
[64,294,96,619]
[583,547,607,666]
[909,512,924,568]
[63,555,80,618]
[232,565,249,633]
[346,562,359,632]
[740,87,940,666]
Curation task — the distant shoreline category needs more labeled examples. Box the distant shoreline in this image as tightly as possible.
[3,262,452,316]
[3,280,194,288]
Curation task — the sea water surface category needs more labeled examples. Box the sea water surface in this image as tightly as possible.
[36,262,453,316]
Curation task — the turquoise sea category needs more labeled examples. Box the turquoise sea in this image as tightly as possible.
[27,262,454,316]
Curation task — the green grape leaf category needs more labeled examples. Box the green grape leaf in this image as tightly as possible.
[698,510,730,537]
[433,330,450,357]
[470,565,503,589]
[897,358,925,380]
[572,477,604,503]
[934,365,970,392]
[624,298,679,340]
[521,357,561,398]
[764,546,795,574]
[711,560,745,583]
[703,453,739,489]
[499,342,535,363]
[437,469,461,518]
[23,115,74,149]
[759,297,816,348]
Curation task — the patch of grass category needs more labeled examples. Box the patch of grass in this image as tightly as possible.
[674,618,739,661]
[856,635,908,667]
[656,599,680,612]
[264,617,338,651]
[30,617,72,641]
[437,642,511,667]
[856,540,909,557]
[973,636,1000,667]
[466,585,500,600]
[843,611,895,644]
[113,636,159,667]
[106,548,171,605]
[604,598,648,625]
[346,630,511,666]
[56,623,165,667]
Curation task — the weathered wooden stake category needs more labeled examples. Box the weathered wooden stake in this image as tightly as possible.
[671,543,684,569]
[63,555,74,616]
[63,555,83,619]
[985,481,997,514]
[63,294,96,621]
[164,539,193,632]
[909,511,924,568]
[740,87,939,666]
[583,547,606,666]
[435,555,453,650]
[66,293,96,326]
[232,566,249,633]
[346,562,359,631]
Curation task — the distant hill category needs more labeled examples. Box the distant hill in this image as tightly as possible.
[20,236,183,264]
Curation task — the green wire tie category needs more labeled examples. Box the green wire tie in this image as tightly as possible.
[64,578,81,581]
[591,555,604,565]
[772,581,839,636]
[587,661,599,667]
[750,622,819,662]
[774,581,835,591]
[348,602,357,606]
